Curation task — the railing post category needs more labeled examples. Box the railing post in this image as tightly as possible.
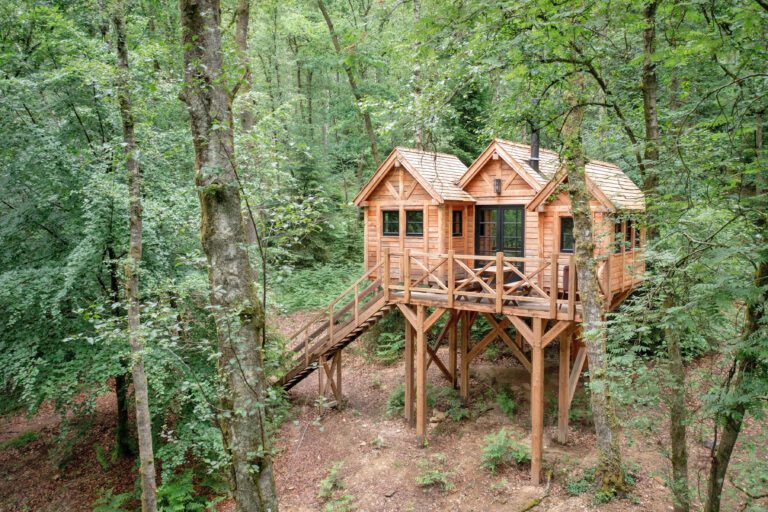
[604,255,613,307]
[568,255,576,320]
[383,248,390,301]
[404,248,411,303]
[447,250,455,308]
[328,305,334,343]
[354,282,359,326]
[495,252,503,313]
[550,253,558,318]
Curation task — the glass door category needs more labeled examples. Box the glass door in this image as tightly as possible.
[475,205,525,273]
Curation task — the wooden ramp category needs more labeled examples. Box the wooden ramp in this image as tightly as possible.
[278,261,393,393]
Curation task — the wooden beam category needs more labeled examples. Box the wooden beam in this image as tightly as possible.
[467,327,498,364]
[542,320,573,348]
[416,305,427,446]
[426,343,453,382]
[530,317,545,485]
[396,303,417,328]
[483,314,532,372]
[568,347,587,408]
[506,315,534,347]
[558,329,571,444]
[423,307,446,332]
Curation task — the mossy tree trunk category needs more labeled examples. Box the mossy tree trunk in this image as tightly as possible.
[179,0,278,510]
[113,3,158,511]
[562,75,625,491]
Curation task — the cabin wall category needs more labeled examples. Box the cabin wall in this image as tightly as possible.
[463,158,540,276]
[363,166,442,279]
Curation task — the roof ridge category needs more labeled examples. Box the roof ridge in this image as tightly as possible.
[494,138,621,169]
[395,146,464,160]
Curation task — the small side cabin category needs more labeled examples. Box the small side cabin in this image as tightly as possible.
[354,139,645,307]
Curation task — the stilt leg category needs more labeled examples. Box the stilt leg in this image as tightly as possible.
[318,355,326,397]
[460,311,470,402]
[448,314,457,388]
[335,351,343,408]
[558,328,571,444]
[405,320,415,427]
[416,305,427,447]
[531,317,545,485]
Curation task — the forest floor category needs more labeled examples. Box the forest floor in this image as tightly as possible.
[1,312,766,511]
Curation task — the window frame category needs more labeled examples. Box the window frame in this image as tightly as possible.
[452,210,463,237]
[559,216,575,254]
[405,210,424,237]
[382,210,399,237]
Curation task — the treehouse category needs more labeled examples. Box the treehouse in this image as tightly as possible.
[279,138,645,484]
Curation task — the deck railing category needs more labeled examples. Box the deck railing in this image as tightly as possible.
[380,249,639,319]
[287,259,386,365]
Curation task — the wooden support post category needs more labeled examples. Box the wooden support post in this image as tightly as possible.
[447,250,455,308]
[416,305,427,446]
[448,313,457,388]
[404,248,411,303]
[495,252,503,313]
[530,317,545,485]
[460,311,470,402]
[383,248,390,301]
[335,351,342,407]
[318,355,326,396]
[568,255,576,320]
[405,320,415,427]
[558,328,571,444]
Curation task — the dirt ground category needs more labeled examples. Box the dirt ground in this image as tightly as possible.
[1,316,766,511]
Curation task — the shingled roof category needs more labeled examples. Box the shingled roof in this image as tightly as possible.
[353,147,474,205]
[493,139,645,211]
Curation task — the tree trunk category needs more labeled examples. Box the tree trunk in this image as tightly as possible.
[108,244,133,458]
[235,0,254,132]
[641,0,661,194]
[179,1,278,510]
[412,0,423,149]
[113,3,157,511]
[317,0,380,164]
[562,75,626,491]
[665,298,690,512]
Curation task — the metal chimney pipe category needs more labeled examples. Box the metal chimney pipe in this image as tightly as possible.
[530,127,540,172]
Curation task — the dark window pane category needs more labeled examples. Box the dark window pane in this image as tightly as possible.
[382,210,399,236]
[406,210,423,237]
[560,217,575,253]
[614,221,624,253]
[452,210,463,236]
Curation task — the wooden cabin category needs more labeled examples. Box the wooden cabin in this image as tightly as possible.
[354,139,645,304]
[283,139,646,487]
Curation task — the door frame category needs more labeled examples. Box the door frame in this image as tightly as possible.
[474,205,525,259]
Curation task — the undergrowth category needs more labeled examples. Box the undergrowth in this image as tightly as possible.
[481,428,530,474]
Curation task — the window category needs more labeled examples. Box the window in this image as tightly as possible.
[625,219,633,251]
[452,210,463,236]
[635,225,642,248]
[406,210,424,236]
[382,210,399,236]
[560,217,575,253]
[614,221,624,254]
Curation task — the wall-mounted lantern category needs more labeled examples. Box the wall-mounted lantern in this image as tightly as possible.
[494,178,502,195]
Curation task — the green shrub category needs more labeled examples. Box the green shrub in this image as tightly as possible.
[0,430,38,450]
[374,332,405,364]
[157,470,209,511]
[385,385,406,417]
[566,477,590,496]
[92,488,132,512]
[318,462,345,501]
[323,493,355,511]
[273,263,363,312]
[416,457,454,491]
[481,428,530,474]
[495,389,517,419]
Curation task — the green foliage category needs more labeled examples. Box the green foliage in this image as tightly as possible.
[318,462,345,501]
[273,263,363,313]
[373,332,405,365]
[415,456,454,491]
[385,385,406,418]
[566,476,590,496]
[481,429,530,474]
[156,470,211,512]
[92,488,132,512]
[495,389,517,419]
[0,430,39,450]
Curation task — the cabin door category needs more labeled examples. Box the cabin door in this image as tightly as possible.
[475,205,525,270]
